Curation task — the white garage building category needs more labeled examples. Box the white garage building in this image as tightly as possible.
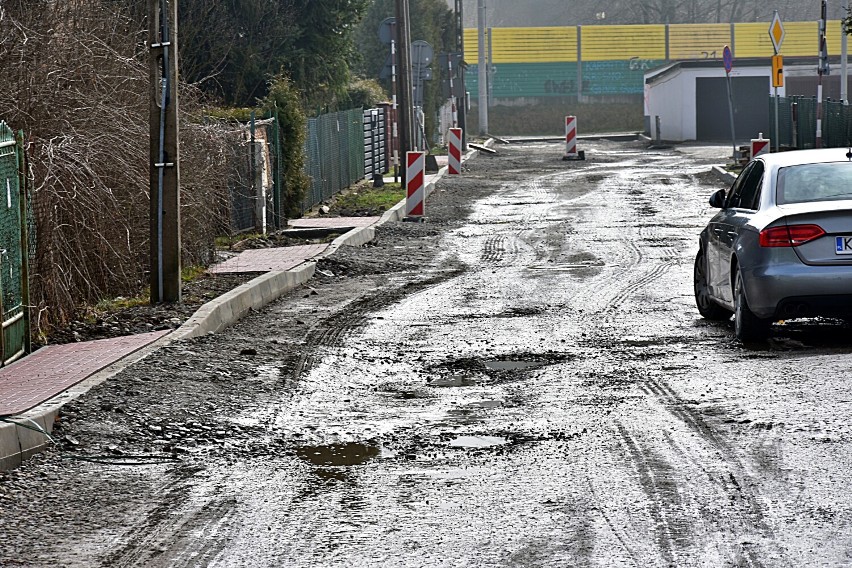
[644,58,846,143]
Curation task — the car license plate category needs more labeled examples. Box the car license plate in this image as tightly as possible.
[836,236,852,254]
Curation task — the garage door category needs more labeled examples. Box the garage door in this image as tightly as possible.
[696,76,769,142]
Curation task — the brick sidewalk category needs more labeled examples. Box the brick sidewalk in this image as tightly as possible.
[289,217,380,229]
[0,331,169,417]
[0,217,380,417]
[208,244,328,274]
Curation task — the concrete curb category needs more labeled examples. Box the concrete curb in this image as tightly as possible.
[0,141,488,470]
[171,263,317,341]
[711,165,737,184]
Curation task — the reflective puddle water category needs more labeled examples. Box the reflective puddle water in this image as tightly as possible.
[483,359,544,371]
[448,435,509,449]
[296,442,380,467]
[428,376,478,387]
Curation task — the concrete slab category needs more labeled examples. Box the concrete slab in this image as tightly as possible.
[208,244,328,274]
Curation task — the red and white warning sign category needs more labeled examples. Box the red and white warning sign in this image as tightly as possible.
[565,115,578,158]
[750,133,770,159]
[406,151,426,217]
[448,127,463,175]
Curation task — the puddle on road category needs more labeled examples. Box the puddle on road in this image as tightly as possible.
[448,435,509,449]
[526,252,603,274]
[427,353,571,388]
[464,400,504,409]
[296,442,380,467]
[483,359,543,371]
[428,375,478,387]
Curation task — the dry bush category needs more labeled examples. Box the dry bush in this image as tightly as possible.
[0,1,234,339]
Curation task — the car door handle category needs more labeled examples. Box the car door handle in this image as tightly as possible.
[727,231,738,238]
[713,228,723,235]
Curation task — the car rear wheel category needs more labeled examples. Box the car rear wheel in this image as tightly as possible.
[734,268,770,341]
[694,249,732,321]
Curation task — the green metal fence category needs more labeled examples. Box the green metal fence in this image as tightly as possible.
[0,122,29,366]
[303,109,365,212]
[769,96,852,150]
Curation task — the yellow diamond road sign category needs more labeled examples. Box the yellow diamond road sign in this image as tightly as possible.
[769,12,785,54]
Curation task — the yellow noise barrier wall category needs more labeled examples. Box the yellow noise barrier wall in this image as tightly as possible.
[464,20,842,63]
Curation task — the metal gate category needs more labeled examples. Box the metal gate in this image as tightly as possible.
[363,107,387,181]
[0,122,29,366]
[696,77,770,142]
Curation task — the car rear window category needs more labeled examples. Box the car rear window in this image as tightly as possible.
[776,162,852,205]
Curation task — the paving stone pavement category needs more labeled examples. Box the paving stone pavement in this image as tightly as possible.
[207,244,328,274]
[0,331,169,417]
[0,217,366,418]
[288,217,380,229]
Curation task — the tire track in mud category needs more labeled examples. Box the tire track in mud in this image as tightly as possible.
[615,423,682,565]
[584,476,641,566]
[101,477,237,568]
[479,167,617,267]
[638,376,774,567]
[568,164,691,312]
[292,267,465,380]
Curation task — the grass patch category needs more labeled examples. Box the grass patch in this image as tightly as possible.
[182,264,207,282]
[215,232,265,250]
[325,181,405,215]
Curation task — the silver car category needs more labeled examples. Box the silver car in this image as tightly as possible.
[694,148,852,341]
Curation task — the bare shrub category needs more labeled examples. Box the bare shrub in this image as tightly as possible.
[0,1,233,340]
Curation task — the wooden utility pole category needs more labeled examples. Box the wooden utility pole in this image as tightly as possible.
[149,0,181,303]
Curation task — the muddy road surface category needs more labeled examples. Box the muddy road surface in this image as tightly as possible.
[3,140,852,567]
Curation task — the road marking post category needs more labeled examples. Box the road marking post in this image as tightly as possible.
[405,151,426,218]
[448,128,463,174]
[562,116,585,161]
[750,133,770,159]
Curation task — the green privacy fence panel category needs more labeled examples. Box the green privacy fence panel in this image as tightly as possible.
[768,96,817,149]
[768,96,852,150]
[582,60,665,96]
[467,62,580,98]
[466,60,659,98]
[0,122,29,366]
[303,109,365,212]
[822,99,852,148]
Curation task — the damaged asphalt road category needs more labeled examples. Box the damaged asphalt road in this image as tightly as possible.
[3,139,852,566]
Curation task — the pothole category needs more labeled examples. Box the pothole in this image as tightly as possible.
[296,442,380,467]
[427,353,572,387]
[483,360,543,371]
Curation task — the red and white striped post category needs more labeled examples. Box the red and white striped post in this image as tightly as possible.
[448,128,463,174]
[406,151,426,218]
[750,133,770,159]
[564,115,578,158]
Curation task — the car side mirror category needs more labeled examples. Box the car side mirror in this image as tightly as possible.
[709,188,726,208]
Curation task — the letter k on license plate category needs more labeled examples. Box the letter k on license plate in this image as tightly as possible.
[836,236,852,254]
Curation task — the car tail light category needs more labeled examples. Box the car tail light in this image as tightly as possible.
[759,224,826,247]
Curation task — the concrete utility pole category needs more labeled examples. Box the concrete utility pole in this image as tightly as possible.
[817,0,828,148]
[395,0,415,181]
[477,0,488,135]
[842,19,848,104]
[149,0,181,303]
[455,0,467,146]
